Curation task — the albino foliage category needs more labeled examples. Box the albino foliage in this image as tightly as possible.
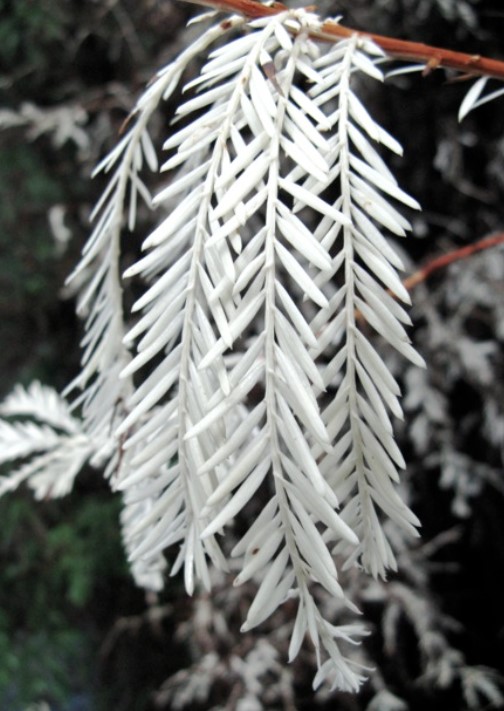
[2,5,503,695]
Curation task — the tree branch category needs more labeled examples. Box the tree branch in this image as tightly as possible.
[403,233,504,291]
[183,0,504,81]
[354,233,504,323]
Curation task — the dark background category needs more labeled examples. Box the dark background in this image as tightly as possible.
[0,1,503,709]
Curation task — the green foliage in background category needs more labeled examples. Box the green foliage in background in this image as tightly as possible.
[0,0,69,98]
[0,144,62,298]
[0,138,77,395]
[0,492,128,709]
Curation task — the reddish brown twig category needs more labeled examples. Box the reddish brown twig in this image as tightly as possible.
[403,233,504,291]
[353,233,504,323]
[184,0,504,81]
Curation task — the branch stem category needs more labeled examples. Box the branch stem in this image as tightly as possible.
[184,0,504,81]
[403,233,504,291]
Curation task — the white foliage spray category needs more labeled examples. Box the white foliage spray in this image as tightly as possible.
[0,8,431,691]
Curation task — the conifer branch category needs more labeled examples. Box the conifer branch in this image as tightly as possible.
[184,0,504,81]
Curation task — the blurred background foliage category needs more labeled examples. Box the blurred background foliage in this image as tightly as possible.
[0,0,503,709]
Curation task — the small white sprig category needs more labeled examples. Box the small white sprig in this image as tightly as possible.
[0,382,94,499]
[65,17,244,479]
[305,35,424,580]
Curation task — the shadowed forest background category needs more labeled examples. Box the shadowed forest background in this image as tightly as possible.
[0,1,504,709]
